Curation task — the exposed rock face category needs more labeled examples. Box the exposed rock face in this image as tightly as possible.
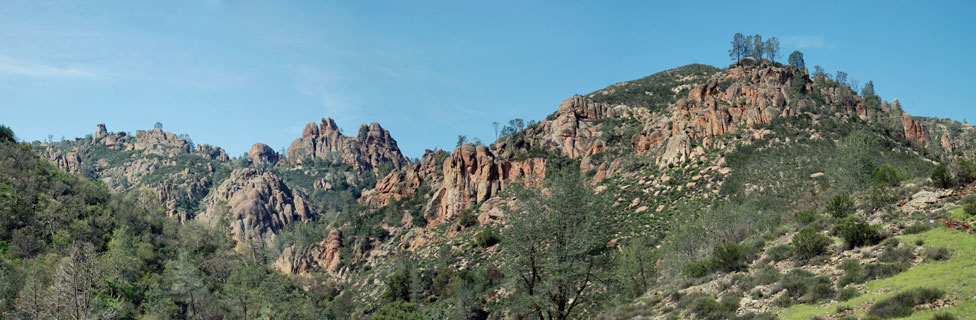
[941,132,955,154]
[360,149,446,207]
[248,143,279,165]
[48,149,84,174]
[495,96,646,160]
[273,229,343,275]
[201,168,311,247]
[195,144,229,161]
[426,143,545,224]
[90,124,129,148]
[93,123,108,142]
[901,112,928,146]
[133,129,190,156]
[286,117,405,173]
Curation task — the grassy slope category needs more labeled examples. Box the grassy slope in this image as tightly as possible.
[781,216,976,319]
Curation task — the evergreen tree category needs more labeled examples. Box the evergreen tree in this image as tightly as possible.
[501,165,611,320]
[764,37,780,62]
[751,34,764,59]
[788,51,805,69]
[729,33,746,61]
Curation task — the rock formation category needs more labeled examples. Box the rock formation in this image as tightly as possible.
[360,149,446,208]
[901,112,928,146]
[195,144,229,161]
[248,143,279,165]
[425,143,545,224]
[201,168,311,247]
[273,229,343,275]
[286,117,405,173]
[133,128,191,156]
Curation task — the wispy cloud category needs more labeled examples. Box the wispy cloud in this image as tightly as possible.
[0,55,102,79]
[782,35,826,49]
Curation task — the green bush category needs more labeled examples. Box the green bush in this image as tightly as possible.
[837,259,866,287]
[794,209,819,226]
[931,164,955,188]
[472,229,500,248]
[903,223,932,235]
[457,208,478,228]
[683,260,711,278]
[867,287,944,318]
[826,195,856,218]
[778,269,817,299]
[932,313,957,320]
[791,227,831,259]
[963,195,976,216]
[837,287,860,301]
[0,124,14,143]
[864,262,908,279]
[834,218,883,249]
[924,247,951,261]
[765,244,793,262]
[956,159,976,184]
[711,243,753,272]
[879,246,915,264]
[873,165,906,187]
[373,301,421,320]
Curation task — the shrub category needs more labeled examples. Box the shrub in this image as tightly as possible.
[472,229,500,248]
[837,287,860,301]
[924,247,951,261]
[932,313,957,320]
[834,218,883,249]
[683,260,710,278]
[963,195,976,216]
[765,244,792,262]
[879,246,915,264]
[712,242,753,272]
[864,262,908,279]
[837,259,866,287]
[457,208,478,228]
[931,164,955,189]
[778,269,817,299]
[873,165,905,187]
[956,159,976,184]
[791,227,831,259]
[689,295,737,320]
[867,287,944,318]
[826,195,856,218]
[903,223,931,235]
[794,209,819,225]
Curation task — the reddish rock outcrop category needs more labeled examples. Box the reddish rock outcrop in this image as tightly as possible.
[901,112,927,146]
[425,143,545,224]
[273,229,343,275]
[201,168,311,248]
[248,143,279,165]
[133,128,190,156]
[286,117,405,173]
[360,149,446,208]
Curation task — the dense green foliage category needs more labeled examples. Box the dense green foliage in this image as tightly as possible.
[0,136,340,319]
[867,287,944,318]
[791,227,831,259]
[500,165,613,320]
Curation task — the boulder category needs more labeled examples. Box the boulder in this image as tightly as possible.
[248,143,279,165]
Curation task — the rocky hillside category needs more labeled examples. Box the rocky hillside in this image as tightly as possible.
[19,55,976,319]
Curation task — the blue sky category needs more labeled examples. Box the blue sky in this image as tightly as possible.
[1,1,973,158]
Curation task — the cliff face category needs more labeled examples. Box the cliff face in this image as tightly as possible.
[200,168,311,248]
[426,143,545,225]
[286,117,405,173]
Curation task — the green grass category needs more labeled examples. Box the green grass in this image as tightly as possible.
[780,227,976,319]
